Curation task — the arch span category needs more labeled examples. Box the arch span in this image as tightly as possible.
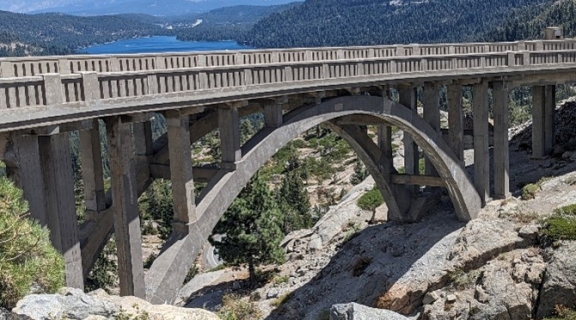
[145,95,481,303]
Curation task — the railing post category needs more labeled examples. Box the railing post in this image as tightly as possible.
[518,41,526,51]
[395,46,406,57]
[109,57,120,72]
[82,72,100,102]
[43,74,63,105]
[284,66,293,82]
[0,63,13,78]
[523,51,531,66]
[234,53,243,65]
[244,69,253,86]
[535,41,544,51]
[412,44,421,55]
[337,49,345,60]
[305,51,312,61]
[507,52,516,67]
[58,59,71,74]
[147,74,158,94]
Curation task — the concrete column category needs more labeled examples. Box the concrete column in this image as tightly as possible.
[493,81,511,199]
[447,84,464,163]
[38,134,84,289]
[423,83,441,176]
[218,106,241,169]
[79,120,106,220]
[473,82,490,205]
[133,121,153,158]
[106,117,145,298]
[532,85,556,158]
[167,111,197,234]
[264,104,283,128]
[398,86,419,175]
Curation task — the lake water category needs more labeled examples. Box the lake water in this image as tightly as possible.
[84,36,251,54]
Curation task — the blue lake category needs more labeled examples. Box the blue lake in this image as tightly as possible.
[84,36,251,54]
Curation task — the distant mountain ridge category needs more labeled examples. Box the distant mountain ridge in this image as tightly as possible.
[0,0,297,16]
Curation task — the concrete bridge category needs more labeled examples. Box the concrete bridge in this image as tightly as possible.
[0,28,572,304]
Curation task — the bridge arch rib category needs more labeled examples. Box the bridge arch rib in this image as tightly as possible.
[146,94,481,303]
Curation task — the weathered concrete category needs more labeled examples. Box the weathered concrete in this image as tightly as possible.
[39,133,84,289]
[493,81,511,199]
[398,86,419,175]
[473,82,490,204]
[423,82,441,177]
[106,117,145,298]
[264,103,283,128]
[79,120,106,220]
[532,85,556,158]
[166,110,197,231]
[218,106,241,169]
[447,84,464,163]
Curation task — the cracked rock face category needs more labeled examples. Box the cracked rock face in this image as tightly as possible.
[536,241,576,318]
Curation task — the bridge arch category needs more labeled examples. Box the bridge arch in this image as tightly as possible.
[145,95,482,302]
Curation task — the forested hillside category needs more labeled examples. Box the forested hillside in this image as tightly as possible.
[0,11,167,56]
[174,3,301,42]
[243,0,553,48]
[484,0,576,41]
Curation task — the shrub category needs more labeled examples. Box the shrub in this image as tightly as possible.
[218,294,262,320]
[541,215,576,242]
[357,188,384,212]
[544,305,576,320]
[554,204,576,216]
[0,178,64,308]
[271,292,293,308]
[521,183,539,200]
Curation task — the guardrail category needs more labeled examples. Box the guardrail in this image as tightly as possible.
[1,47,575,112]
[1,39,576,78]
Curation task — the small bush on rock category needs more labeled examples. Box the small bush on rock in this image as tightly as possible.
[544,305,576,320]
[218,294,262,320]
[0,178,64,308]
[521,183,540,200]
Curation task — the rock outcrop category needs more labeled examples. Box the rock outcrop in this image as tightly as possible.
[537,241,576,318]
[13,288,219,320]
[330,303,409,320]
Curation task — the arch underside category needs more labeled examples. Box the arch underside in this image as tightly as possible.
[146,95,481,303]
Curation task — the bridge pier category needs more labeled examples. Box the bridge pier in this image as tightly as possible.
[423,82,441,177]
[106,117,145,298]
[493,81,511,199]
[472,82,490,205]
[79,120,107,222]
[447,85,464,164]
[398,86,419,177]
[219,105,242,170]
[8,133,84,289]
[532,85,556,158]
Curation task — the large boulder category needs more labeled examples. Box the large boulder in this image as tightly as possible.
[537,241,576,318]
[12,288,219,320]
[330,303,409,320]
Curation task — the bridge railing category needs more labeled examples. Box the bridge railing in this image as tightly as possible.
[2,47,576,113]
[2,39,576,78]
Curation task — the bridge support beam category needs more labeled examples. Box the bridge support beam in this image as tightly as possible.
[493,81,511,199]
[473,82,490,205]
[398,86,419,176]
[80,120,106,221]
[40,133,84,289]
[447,85,464,164]
[423,83,441,177]
[167,111,197,231]
[219,106,241,169]
[106,117,145,298]
[532,85,556,159]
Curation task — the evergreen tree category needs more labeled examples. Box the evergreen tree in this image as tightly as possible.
[210,173,285,284]
[350,158,368,185]
[277,156,312,234]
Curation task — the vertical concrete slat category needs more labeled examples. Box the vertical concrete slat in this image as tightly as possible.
[398,86,419,176]
[473,82,490,205]
[219,106,241,170]
[493,81,511,199]
[79,119,106,219]
[39,134,84,289]
[106,117,145,298]
[447,84,464,163]
[423,83,441,177]
[167,111,197,232]
[532,86,546,159]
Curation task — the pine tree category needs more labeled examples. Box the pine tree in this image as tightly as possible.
[210,173,285,284]
[277,156,312,234]
[350,158,368,185]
